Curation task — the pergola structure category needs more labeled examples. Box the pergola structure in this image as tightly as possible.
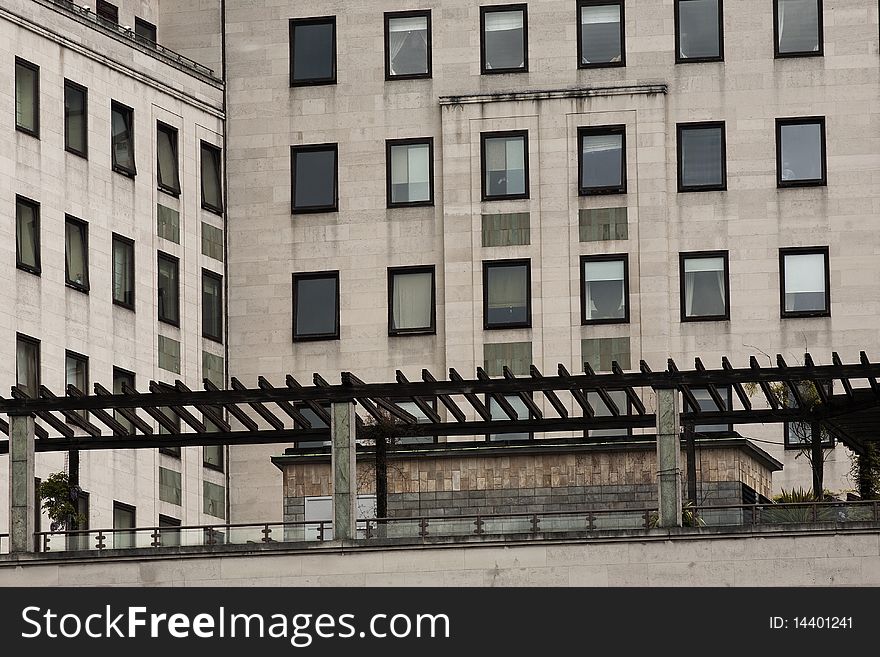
[3,351,880,553]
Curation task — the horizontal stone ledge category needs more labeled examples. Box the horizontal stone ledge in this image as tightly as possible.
[439,83,668,106]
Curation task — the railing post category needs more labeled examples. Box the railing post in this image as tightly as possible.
[531,514,539,535]
[9,414,36,554]
[419,517,428,537]
[655,388,682,528]
[262,524,272,543]
[331,401,357,541]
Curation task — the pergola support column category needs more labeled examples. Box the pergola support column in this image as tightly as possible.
[331,401,357,540]
[9,414,36,553]
[655,388,682,528]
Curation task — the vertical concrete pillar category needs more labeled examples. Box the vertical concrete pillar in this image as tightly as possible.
[331,401,357,540]
[655,388,682,528]
[9,414,36,553]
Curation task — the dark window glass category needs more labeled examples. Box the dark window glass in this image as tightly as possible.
[579,126,626,194]
[394,400,436,444]
[488,394,531,441]
[587,390,631,438]
[157,123,180,195]
[111,101,136,176]
[387,139,432,206]
[64,81,87,157]
[134,17,157,43]
[386,12,431,78]
[677,122,726,191]
[65,216,89,292]
[293,272,339,340]
[158,253,180,325]
[295,405,330,448]
[15,334,40,398]
[482,132,528,200]
[481,5,528,73]
[16,196,40,274]
[676,0,722,61]
[578,1,624,67]
[158,515,181,547]
[691,387,732,434]
[291,144,338,212]
[775,0,821,56]
[389,267,435,335]
[781,248,829,317]
[204,445,224,471]
[681,252,728,320]
[15,58,39,136]
[158,407,181,457]
[112,234,135,309]
[777,118,825,186]
[65,351,88,395]
[484,260,530,328]
[112,368,135,433]
[581,256,628,323]
[290,17,336,85]
[96,0,118,23]
[112,502,135,549]
[201,141,223,213]
[203,271,223,342]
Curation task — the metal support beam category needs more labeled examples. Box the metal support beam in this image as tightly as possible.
[331,401,357,540]
[9,414,36,553]
[655,389,682,528]
[685,424,697,508]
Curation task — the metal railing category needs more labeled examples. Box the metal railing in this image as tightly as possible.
[692,500,880,528]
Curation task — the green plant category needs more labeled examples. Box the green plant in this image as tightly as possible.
[38,471,85,531]
[648,501,705,528]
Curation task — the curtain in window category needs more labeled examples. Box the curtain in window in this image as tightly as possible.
[784,254,825,311]
[16,340,38,397]
[201,145,223,209]
[112,108,134,171]
[487,266,527,322]
[580,4,621,64]
[484,10,524,69]
[681,127,723,186]
[684,257,725,317]
[778,0,819,53]
[388,17,428,75]
[780,123,822,181]
[584,260,625,320]
[486,137,525,196]
[391,143,430,203]
[15,64,37,131]
[113,240,133,305]
[392,271,432,330]
[65,221,87,287]
[16,201,38,269]
[581,133,623,189]
[157,128,179,192]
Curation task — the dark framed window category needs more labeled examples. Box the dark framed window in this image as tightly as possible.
[158,407,181,456]
[201,141,223,214]
[691,386,733,434]
[385,10,432,79]
[480,4,528,73]
[386,138,433,207]
[15,334,40,398]
[112,501,135,549]
[577,0,625,68]
[65,350,89,422]
[780,247,830,318]
[581,254,629,324]
[204,445,224,472]
[294,404,331,448]
[202,270,223,342]
[487,394,532,441]
[157,122,180,196]
[586,390,632,438]
[579,125,626,195]
[784,381,833,449]
[776,117,826,187]
[112,367,135,432]
[291,143,338,213]
[158,515,181,547]
[679,251,729,321]
[481,130,529,200]
[15,58,39,137]
[64,80,87,157]
[111,101,136,176]
[158,252,180,326]
[96,0,118,23]
[112,234,135,309]
[393,399,438,444]
[677,121,726,192]
[15,195,40,275]
[483,259,531,329]
[65,216,89,292]
[388,266,436,336]
[134,17,157,43]
[293,271,340,341]
[289,17,336,86]
[675,0,723,63]
[774,0,822,57]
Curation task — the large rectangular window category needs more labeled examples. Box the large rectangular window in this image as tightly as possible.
[293,271,340,341]
[134,17,157,43]
[774,0,822,57]
[776,117,826,187]
[16,195,40,275]
[780,247,830,317]
[586,390,631,438]
[159,467,182,505]
[388,266,435,336]
[675,0,723,62]
[578,0,625,68]
[202,270,223,342]
[158,252,180,326]
[290,17,336,86]
[112,234,135,309]
[691,387,733,434]
[480,4,528,73]
[201,141,223,214]
[15,334,40,398]
[483,259,531,329]
[581,255,629,324]
[481,131,528,200]
[112,501,135,549]
[291,144,338,213]
[157,122,180,196]
[579,125,626,195]
[64,80,87,157]
[680,251,729,321]
[96,0,118,23]
[65,350,88,396]
[158,515,180,547]
[385,11,431,79]
[113,368,135,433]
[111,101,136,176]
[677,122,726,192]
[488,394,531,441]
[15,58,39,137]
[65,216,89,292]
[386,138,433,206]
